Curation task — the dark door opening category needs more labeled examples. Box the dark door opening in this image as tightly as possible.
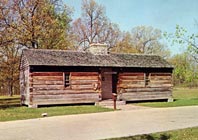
[112,73,118,93]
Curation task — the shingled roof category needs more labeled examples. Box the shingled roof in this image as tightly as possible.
[21,49,173,68]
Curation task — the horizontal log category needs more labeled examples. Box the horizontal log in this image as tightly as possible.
[150,73,172,76]
[71,85,94,90]
[33,76,63,81]
[122,94,171,99]
[33,84,64,88]
[124,87,171,92]
[33,93,98,98]
[148,84,173,87]
[119,76,145,80]
[70,80,98,85]
[150,79,172,82]
[149,81,172,84]
[31,94,99,105]
[32,80,63,85]
[33,99,98,105]
[33,98,98,103]
[122,96,170,101]
[118,84,145,88]
[119,73,144,76]
[71,72,98,76]
[122,91,172,95]
[149,76,172,80]
[30,72,63,76]
[70,76,98,80]
[118,80,145,85]
[33,89,100,95]
[33,100,97,106]
[33,85,64,90]
[121,91,172,101]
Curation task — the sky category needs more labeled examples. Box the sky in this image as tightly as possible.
[63,0,198,55]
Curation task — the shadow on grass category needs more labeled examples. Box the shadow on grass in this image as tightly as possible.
[106,133,171,140]
[126,99,168,104]
[138,134,171,140]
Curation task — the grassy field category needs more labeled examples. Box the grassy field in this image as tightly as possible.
[173,88,198,99]
[105,127,198,140]
[0,105,113,122]
[0,88,197,121]
[137,88,198,107]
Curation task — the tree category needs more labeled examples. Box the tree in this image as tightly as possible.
[112,32,138,53]
[169,52,198,87]
[0,0,72,49]
[167,25,198,62]
[0,46,20,96]
[71,0,120,49]
[0,2,21,96]
[0,0,72,96]
[130,26,170,58]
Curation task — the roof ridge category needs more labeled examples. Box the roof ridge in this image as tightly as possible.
[25,49,83,53]
[110,52,160,56]
[25,49,160,56]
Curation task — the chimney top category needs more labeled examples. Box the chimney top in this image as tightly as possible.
[86,43,108,55]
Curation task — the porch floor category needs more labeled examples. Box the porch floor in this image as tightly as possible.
[97,99,151,110]
[98,99,126,106]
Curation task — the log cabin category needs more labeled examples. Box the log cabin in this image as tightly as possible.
[20,44,174,108]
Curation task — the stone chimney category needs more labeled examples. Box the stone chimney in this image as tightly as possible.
[86,43,108,55]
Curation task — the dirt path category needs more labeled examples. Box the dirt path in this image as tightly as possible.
[0,106,198,140]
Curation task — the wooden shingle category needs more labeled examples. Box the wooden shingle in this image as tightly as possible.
[22,49,173,68]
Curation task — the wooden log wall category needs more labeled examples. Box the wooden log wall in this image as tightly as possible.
[118,73,145,89]
[118,72,172,101]
[29,72,100,107]
[148,73,172,87]
[70,72,100,91]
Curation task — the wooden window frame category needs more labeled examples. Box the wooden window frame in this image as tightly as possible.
[145,73,150,87]
[64,73,70,88]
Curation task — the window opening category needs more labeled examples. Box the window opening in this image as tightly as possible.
[64,73,70,87]
[145,73,150,86]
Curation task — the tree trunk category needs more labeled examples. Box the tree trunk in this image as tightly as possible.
[8,81,13,96]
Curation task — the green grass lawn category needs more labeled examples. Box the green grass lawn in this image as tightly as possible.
[137,88,198,107]
[0,105,113,122]
[173,88,198,99]
[105,127,198,140]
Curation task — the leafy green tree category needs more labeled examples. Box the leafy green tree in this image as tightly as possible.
[0,0,72,49]
[169,52,198,87]
[0,0,72,96]
[165,25,198,62]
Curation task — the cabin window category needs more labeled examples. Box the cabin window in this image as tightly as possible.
[64,73,70,87]
[145,73,150,86]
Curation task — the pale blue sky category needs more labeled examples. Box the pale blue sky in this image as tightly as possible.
[63,0,198,54]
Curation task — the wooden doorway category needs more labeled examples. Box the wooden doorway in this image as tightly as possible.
[101,68,112,100]
[112,73,118,94]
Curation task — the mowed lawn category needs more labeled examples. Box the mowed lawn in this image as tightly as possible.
[0,88,197,122]
[137,88,198,107]
[105,127,198,140]
[0,105,113,122]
